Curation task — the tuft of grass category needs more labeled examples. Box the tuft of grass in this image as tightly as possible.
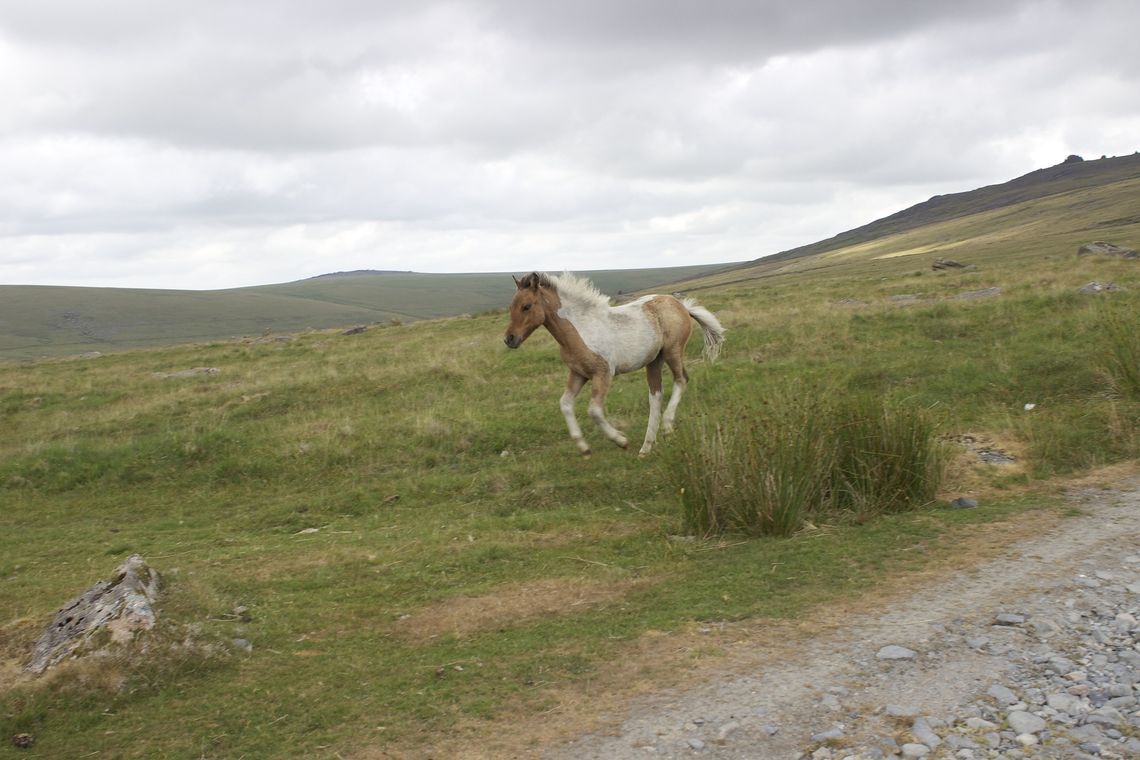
[1098,301,1140,401]
[666,390,945,537]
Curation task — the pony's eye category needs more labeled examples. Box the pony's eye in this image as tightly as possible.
[522,304,532,312]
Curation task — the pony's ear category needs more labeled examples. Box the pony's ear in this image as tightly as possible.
[527,272,542,290]
[512,274,521,289]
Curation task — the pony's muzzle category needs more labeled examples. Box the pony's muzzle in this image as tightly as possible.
[504,334,521,349]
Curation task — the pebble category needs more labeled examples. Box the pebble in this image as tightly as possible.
[876,645,917,660]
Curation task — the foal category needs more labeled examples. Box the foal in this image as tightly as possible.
[504,272,724,457]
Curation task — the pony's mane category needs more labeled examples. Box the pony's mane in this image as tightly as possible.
[548,272,611,310]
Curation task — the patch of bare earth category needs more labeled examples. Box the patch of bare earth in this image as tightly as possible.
[358,464,1140,760]
[392,576,656,642]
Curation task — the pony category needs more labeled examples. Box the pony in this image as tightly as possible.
[504,272,725,457]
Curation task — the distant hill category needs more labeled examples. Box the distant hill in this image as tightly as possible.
[755,153,1140,266]
[0,264,731,360]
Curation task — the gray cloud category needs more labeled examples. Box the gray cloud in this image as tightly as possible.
[0,0,1137,288]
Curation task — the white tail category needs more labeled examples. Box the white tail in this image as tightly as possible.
[683,299,725,362]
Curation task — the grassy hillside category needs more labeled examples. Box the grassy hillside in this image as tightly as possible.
[1,167,1139,758]
[0,264,731,361]
[676,154,1140,292]
[741,152,1140,268]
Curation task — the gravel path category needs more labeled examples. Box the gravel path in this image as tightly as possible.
[545,480,1140,760]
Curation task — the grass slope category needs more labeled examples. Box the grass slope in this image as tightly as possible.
[678,154,1140,291]
[752,153,1140,267]
[0,264,731,361]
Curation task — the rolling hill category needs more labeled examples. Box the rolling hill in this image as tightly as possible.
[2,152,1137,360]
[0,264,731,361]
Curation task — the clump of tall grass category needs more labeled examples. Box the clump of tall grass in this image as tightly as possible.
[1098,303,1140,401]
[666,390,945,537]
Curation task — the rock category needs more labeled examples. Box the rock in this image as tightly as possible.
[900,743,930,758]
[342,325,368,335]
[877,645,917,661]
[26,555,160,674]
[1078,281,1121,294]
[986,684,1018,704]
[153,366,221,380]
[993,613,1025,626]
[232,638,253,653]
[811,727,845,742]
[1006,711,1046,735]
[11,733,34,749]
[932,258,968,270]
[687,737,706,750]
[950,497,978,509]
[911,717,942,748]
[1077,241,1138,259]
[885,704,920,718]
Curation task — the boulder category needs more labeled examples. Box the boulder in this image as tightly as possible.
[26,555,160,674]
[932,257,967,270]
[1077,241,1138,259]
[1078,281,1120,295]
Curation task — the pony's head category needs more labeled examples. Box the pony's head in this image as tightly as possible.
[504,272,554,349]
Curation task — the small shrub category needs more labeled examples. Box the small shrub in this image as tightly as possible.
[667,390,945,536]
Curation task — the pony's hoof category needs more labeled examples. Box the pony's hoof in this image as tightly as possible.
[638,448,652,459]
[614,436,629,449]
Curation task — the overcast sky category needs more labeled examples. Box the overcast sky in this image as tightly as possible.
[2,1,1137,290]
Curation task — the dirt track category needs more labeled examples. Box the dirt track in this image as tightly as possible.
[537,474,1140,759]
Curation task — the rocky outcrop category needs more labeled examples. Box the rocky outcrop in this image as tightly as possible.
[1077,241,1138,259]
[26,555,160,674]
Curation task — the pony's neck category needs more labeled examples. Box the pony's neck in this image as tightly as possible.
[540,287,578,348]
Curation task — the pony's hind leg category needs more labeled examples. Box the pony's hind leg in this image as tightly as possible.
[561,372,592,456]
[639,353,665,457]
[587,373,628,449]
[661,351,688,435]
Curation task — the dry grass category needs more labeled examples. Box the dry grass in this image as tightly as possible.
[392,576,658,643]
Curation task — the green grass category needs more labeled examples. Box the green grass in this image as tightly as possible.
[2,166,1140,757]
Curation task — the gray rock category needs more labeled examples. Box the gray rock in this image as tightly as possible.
[811,727,845,742]
[1078,281,1121,295]
[1006,711,1046,735]
[994,613,1026,626]
[1077,241,1138,258]
[911,717,942,748]
[987,684,1018,705]
[877,645,917,661]
[950,497,979,509]
[900,743,930,758]
[26,555,160,673]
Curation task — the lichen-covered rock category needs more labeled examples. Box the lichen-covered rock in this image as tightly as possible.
[1077,241,1138,259]
[25,555,160,674]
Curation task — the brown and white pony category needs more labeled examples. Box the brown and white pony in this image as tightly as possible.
[504,272,725,457]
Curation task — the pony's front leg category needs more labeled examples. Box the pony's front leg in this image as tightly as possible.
[560,372,592,456]
[588,373,628,449]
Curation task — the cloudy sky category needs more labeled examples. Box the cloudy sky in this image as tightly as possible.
[2,1,1137,290]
